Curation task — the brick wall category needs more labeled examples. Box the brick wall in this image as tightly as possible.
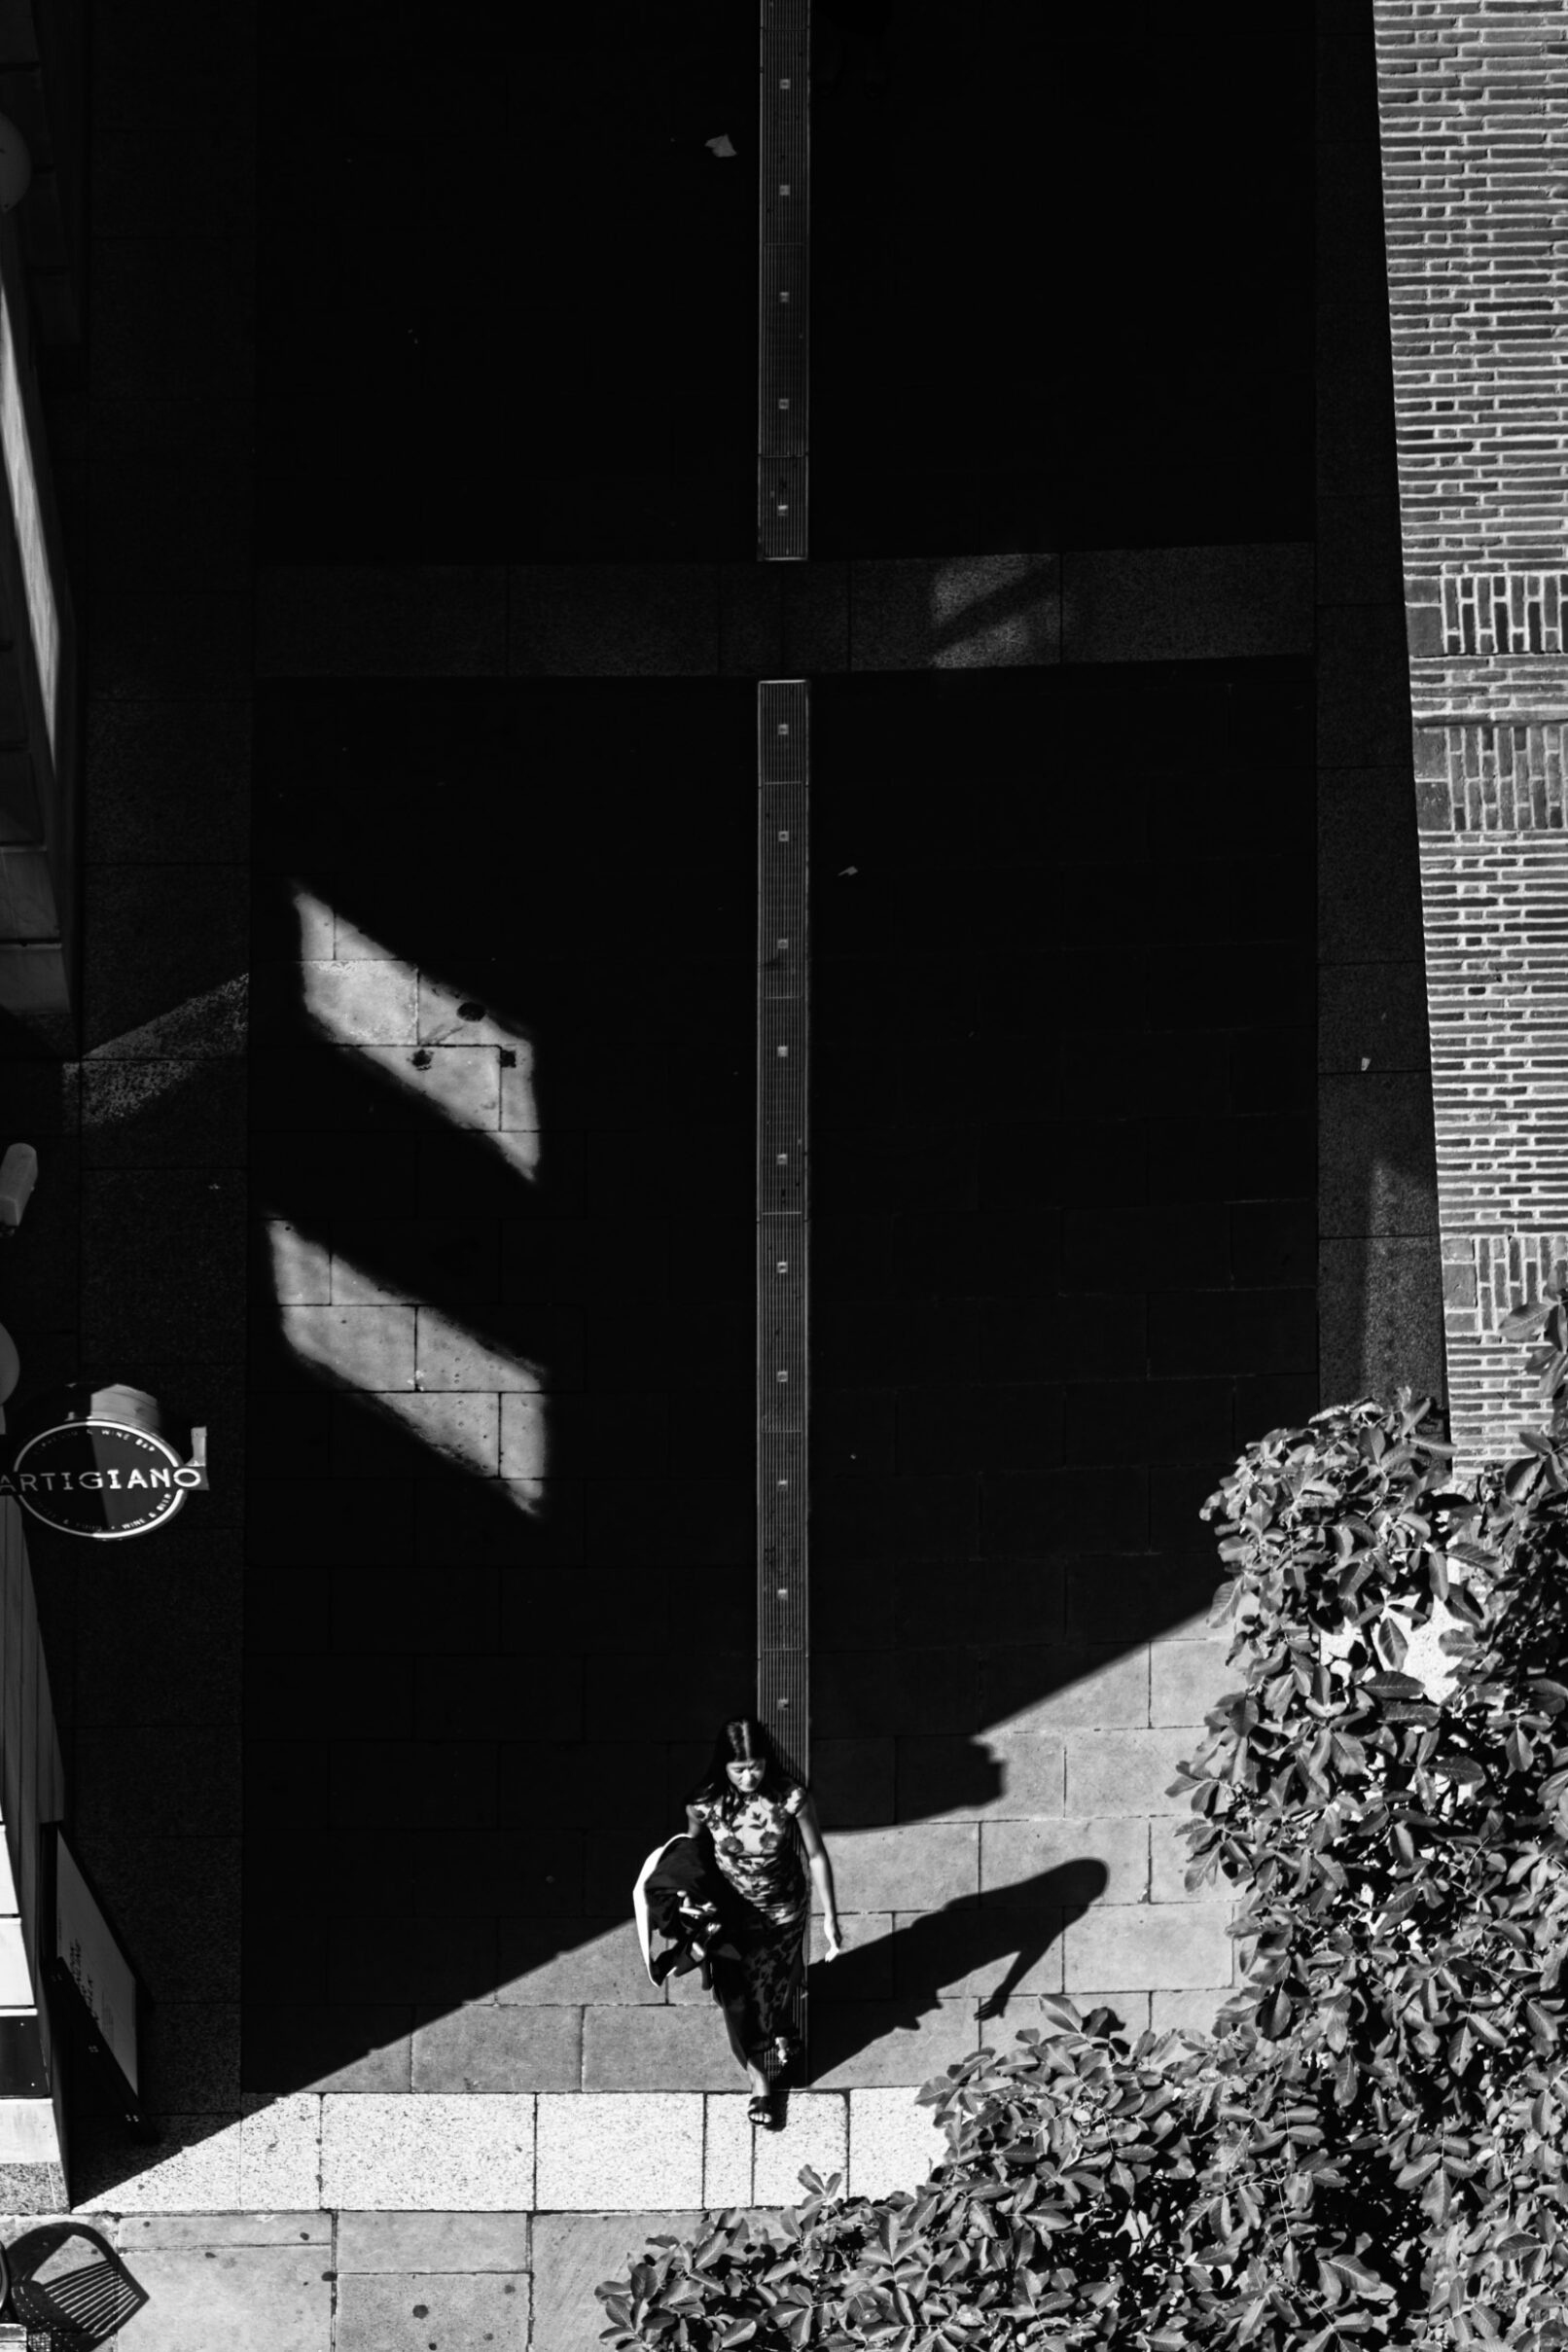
[1376,4,1568,577]
[1374,1,1568,1473]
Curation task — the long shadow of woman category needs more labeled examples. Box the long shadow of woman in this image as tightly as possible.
[804,1858,1112,2080]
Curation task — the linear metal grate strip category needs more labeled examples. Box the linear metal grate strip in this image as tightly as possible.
[759,243,808,458]
[757,679,809,2101]
[757,679,809,1762]
[758,0,810,556]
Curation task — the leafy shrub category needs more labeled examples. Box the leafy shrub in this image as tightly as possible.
[599,1296,1568,2351]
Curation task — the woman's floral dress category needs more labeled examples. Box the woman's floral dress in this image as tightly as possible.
[690,1782,809,2075]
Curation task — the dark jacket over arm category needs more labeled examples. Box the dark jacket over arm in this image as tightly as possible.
[632,1832,739,1985]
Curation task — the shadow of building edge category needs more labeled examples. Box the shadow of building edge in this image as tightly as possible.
[241,1308,1239,2096]
[232,704,1285,2102]
[243,1265,1247,2101]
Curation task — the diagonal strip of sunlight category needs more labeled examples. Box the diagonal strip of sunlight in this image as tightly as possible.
[85,972,249,1061]
[291,886,539,1177]
[268,1222,548,1510]
[930,552,1057,669]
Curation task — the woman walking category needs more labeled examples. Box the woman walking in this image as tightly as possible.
[684,1717,842,2129]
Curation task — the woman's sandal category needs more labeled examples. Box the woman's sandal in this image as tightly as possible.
[748,2092,779,2129]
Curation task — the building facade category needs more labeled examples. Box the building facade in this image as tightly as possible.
[0,0,1470,2258]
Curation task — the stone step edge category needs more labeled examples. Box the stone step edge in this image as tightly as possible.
[68,2088,955,2218]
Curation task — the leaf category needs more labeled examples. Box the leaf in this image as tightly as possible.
[1432,1752,1487,1786]
[1372,1615,1409,1671]
[1367,1672,1426,1699]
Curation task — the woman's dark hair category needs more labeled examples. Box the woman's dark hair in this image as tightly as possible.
[685,1717,793,1818]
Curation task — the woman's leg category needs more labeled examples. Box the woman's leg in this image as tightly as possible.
[710,1950,771,2098]
[751,1921,807,2075]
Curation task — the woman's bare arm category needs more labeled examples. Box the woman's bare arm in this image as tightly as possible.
[796,1794,842,1951]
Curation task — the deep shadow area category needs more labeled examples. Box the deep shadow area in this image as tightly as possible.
[256,0,757,563]
[246,667,1310,2094]
[810,0,1314,556]
[245,680,760,2090]
[257,1,1311,567]
[805,1860,1108,2079]
[808,660,1318,1806]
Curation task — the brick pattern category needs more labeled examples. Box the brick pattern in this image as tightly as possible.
[1419,839,1568,1227]
[1415,721,1568,829]
[1412,823,1568,1469]
[1374,4,1568,1477]
[1440,571,1568,657]
[1408,659,1568,722]
[1414,837,1568,1460]
[1376,5,1568,571]
[1442,1229,1568,1465]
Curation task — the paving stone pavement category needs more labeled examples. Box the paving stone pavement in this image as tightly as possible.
[0,2083,971,2345]
[0,2203,805,2350]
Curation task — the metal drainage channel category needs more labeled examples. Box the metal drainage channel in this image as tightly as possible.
[757,679,810,2068]
[759,0,808,558]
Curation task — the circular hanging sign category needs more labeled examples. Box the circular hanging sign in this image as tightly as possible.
[0,1385,207,1540]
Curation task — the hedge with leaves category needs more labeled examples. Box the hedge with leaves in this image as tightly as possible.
[598,1293,1568,2351]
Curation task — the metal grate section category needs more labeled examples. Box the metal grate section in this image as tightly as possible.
[757,680,809,1799]
[758,0,809,559]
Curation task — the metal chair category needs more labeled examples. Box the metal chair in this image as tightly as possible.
[0,2224,146,2348]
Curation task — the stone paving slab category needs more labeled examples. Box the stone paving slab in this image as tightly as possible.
[116,2211,330,2249]
[337,2211,533,2272]
[752,2094,848,2211]
[531,2212,703,2352]
[239,2093,324,2209]
[336,2268,530,2352]
[112,2241,334,2352]
[845,2087,948,2200]
[74,2114,244,2213]
[322,2096,536,2212]
[536,2095,702,2212]
[809,2002,980,2090]
[702,2095,755,2210]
